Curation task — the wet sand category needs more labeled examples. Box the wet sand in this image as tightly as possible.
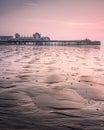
[0,45,104,130]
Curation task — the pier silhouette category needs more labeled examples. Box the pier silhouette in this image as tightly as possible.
[0,40,101,46]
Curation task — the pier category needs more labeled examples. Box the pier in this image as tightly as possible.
[0,40,101,46]
[0,33,101,46]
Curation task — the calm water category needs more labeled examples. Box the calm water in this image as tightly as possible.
[0,45,104,130]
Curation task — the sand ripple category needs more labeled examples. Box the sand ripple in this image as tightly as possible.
[0,45,104,130]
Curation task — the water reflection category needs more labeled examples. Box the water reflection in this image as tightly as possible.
[0,45,104,130]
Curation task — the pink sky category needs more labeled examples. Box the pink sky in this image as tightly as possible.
[0,0,104,41]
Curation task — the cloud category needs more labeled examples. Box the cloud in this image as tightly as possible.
[35,19,94,26]
[24,2,38,6]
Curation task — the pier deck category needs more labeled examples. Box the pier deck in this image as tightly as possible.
[0,40,101,45]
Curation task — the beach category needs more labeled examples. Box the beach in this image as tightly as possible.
[0,45,104,130]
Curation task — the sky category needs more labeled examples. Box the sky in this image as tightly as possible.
[0,0,104,40]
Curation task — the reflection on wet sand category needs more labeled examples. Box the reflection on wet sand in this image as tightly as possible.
[0,45,104,130]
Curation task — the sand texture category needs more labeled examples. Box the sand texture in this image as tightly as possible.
[0,45,104,130]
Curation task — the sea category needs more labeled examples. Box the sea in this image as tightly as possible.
[0,44,104,130]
